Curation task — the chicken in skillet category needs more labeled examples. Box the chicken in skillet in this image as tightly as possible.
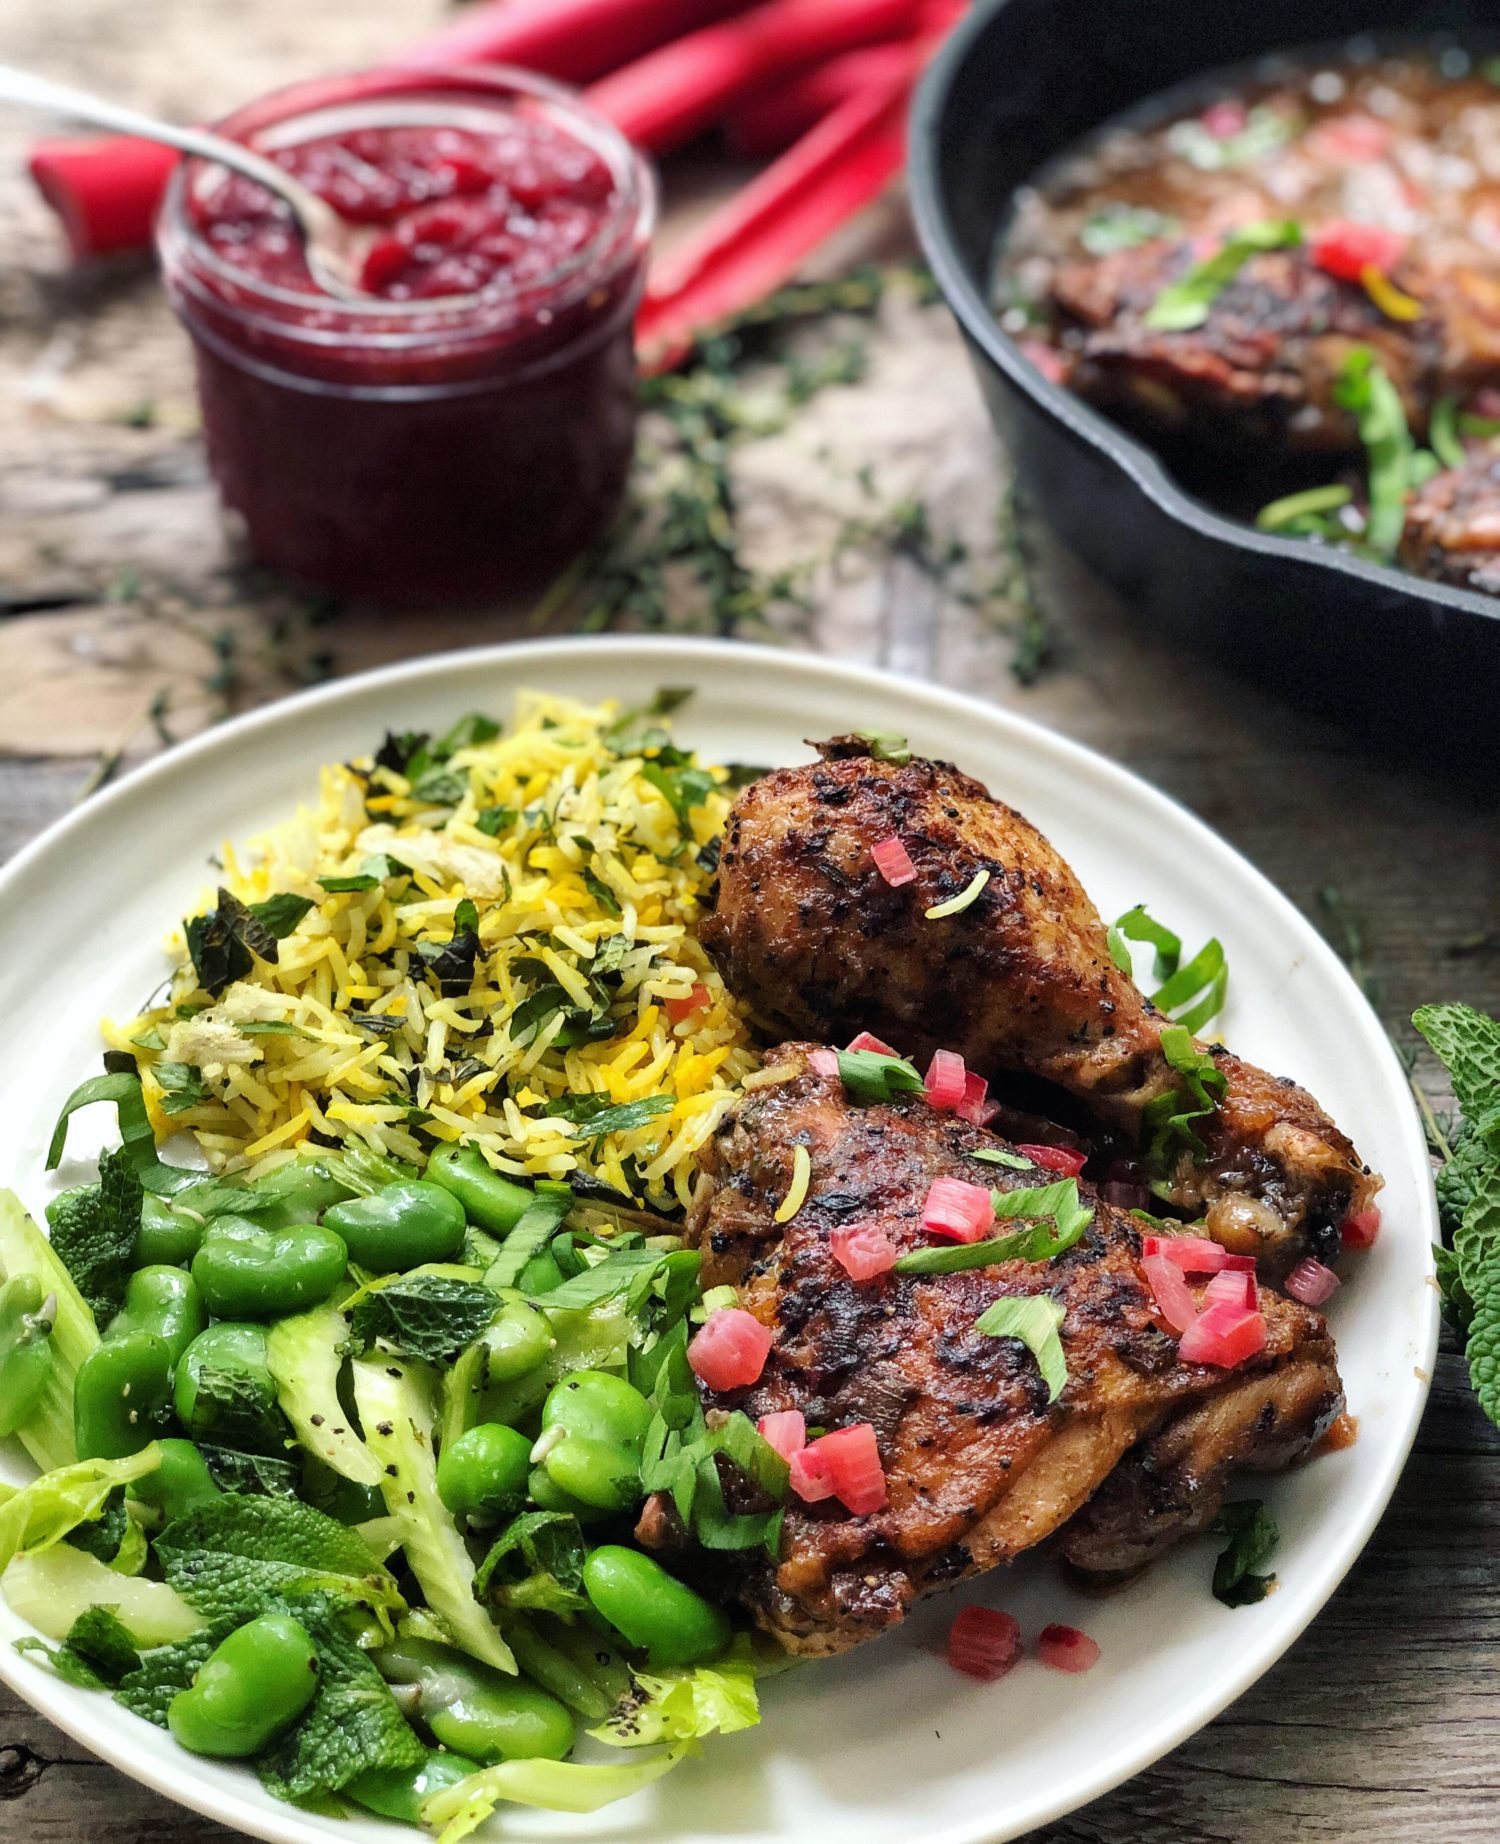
[701,739,1379,1275]
[676,1050,1343,1654]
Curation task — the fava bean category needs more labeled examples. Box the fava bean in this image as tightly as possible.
[73,1332,174,1460]
[526,1464,611,1524]
[174,1321,285,1449]
[131,1437,223,1522]
[106,1266,206,1364]
[346,1751,480,1824]
[0,1275,55,1439]
[322,1182,465,1273]
[134,1195,205,1269]
[517,1250,564,1295]
[437,1423,532,1526]
[240,1159,357,1230]
[426,1146,534,1237]
[167,1614,320,1757]
[191,1217,347,1318]
[481,1299,555,1384]
[374,1637,574,1765]
[538,1370,651,1512]
[581,1546,731,1668]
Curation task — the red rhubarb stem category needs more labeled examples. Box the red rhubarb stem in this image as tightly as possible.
[724,40,917,159]
[27,0,758,262]
[587,0,923,155]
[636,70,913,371]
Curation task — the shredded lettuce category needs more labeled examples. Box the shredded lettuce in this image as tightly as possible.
[3,1542,203,1647]
[264,1305,385,1489]
[351,1356,515,1674]
[421,1744,691,1843]
[592,1641,761,1748]
[0,1189,101,1471]
[0,1448,160,1573]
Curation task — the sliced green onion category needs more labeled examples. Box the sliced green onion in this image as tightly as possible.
[973,1295,1068,1402]
[1144,220,1303,333]
[925,869,990,921]
[1255,484,1354,533]
[1428,396,1465,471]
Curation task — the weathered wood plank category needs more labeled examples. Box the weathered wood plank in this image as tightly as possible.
[2,2,1498,1840]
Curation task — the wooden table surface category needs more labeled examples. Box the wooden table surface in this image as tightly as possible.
[2,4,1498,1840]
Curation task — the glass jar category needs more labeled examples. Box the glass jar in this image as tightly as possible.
[157,67,654,606]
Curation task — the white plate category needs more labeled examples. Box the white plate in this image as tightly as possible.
[0,637,1437,1844]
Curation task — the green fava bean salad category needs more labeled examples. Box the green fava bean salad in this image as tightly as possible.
[2,700,798,1834]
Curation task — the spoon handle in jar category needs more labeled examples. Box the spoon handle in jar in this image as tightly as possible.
[0,64,331,221]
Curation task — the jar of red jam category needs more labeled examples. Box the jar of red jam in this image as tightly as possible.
[156,68,654,605]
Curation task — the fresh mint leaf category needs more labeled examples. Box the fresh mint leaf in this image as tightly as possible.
[114,1620,239,1726]
[641,762,716,829]
[1144,219,1302,332]
[319,873,379,893]
[258,1597,424,1802]
[836,1048,926,1104]
[476,805,517,837]
[154,1495,405,1629]
[199,1444,303,1498]
[44,1148,142,1320]
[546,1094,674,1139]
[188,1360,287,1453]
[373,731,429,777]
[974,1294,1067,1402]
[185,888,312,996]
[417,917,482,998]
[347,1275,498,1364]
[896,1179,1093,1275]
[475,1511,589,1615]
[1413,1004,1500,1119]
[434,712,501,756]
[411,767,467,806]
[153,1061,208,1116]
[66,1606,142,1683]
[1210,1499,1279,1606]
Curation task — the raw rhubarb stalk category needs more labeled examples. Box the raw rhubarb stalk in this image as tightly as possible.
[587,0,922,155]
[725,40,917,159]
[637,75,911,370]
[29,136,181,261]
[28,0,756,261]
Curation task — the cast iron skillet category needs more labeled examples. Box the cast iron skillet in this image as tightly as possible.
[909,0,1500,750]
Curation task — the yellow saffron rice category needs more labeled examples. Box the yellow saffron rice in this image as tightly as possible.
[105,691,759,1211]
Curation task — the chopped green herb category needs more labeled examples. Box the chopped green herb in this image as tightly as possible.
[925,869,990,920]
[854,730,912,765]
[1429,395,1466,471]
[1109,904,1228,1032]
[475,806,517,837]
[152,1062,208,1116]
[1167,104,1298,171]
[1211,1498,1280,1606]
[835,1048,926,1103]
[1333,346,1431,556]
[318,873,379,893]
[974,1294,1068,1402]
[1255,484,1354,535]
[1144,1024,1230,1166]
[184,889,313,998]
[969,1147,1033,1170]
[1144,220,1303,332]
[1080,202,1181,255]
[546,1094,675,1139]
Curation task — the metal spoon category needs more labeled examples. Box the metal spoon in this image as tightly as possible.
[0,63,368,298]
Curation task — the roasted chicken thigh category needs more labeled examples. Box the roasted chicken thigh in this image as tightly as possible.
[702,739,1379,1272]
[681,1051,1343,1655]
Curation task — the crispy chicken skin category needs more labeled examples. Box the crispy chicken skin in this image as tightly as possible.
[681,1051,1342,1654]
[1399,452,1500,594]
[701,740,1379,1273]
[1047,241,1436,457]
